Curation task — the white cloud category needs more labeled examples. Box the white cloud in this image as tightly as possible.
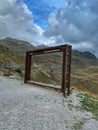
[0,0,98,57]
[44,0,98,56]
[0,0,43,45]
[44,35,65,46]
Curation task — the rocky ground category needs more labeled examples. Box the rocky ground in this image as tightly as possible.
[0,76,98,130]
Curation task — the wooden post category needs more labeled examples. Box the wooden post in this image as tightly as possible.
[67,46,72,95]
[61,48,66,96]
[27,54,32,80]
[24,53,32,82]
[24,52,29,83]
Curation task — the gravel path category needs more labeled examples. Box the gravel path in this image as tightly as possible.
[0,76,98,130]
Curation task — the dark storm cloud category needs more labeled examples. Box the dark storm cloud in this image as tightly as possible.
[44,0,98,55]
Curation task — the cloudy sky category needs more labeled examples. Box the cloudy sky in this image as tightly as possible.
[0,0,98,56]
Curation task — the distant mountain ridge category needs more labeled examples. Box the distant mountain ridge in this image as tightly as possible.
[72,50,97,60]
[0,37,35,55]
[0,37,97,60]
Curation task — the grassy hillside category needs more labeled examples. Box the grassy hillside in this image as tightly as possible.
[71,66,98,96]
[31,53,62,85]
[0,45,25,76]
[31,52,98,96]
[0,45,24,63]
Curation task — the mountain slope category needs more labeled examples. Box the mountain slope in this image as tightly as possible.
[0,45,24,65]
[72,50,97,60]
[0,37,35,55]
[0,44,25,76]
[31,49,98,95]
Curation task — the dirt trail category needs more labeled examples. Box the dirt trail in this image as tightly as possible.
[0,76,98,130]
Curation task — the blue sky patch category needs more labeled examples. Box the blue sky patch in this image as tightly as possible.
[23,0,66,29]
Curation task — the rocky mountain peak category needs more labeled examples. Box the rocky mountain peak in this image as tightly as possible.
[72,50,97,60]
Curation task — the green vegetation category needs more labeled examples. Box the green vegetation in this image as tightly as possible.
[15,68,22,74]
[77,93,98,120]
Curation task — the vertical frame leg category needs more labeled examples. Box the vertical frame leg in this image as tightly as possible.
[24,53,32,83]
[24,52,29,83]
[27,54,32,80]
[61,48,66,97]
[67,46,72,95]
